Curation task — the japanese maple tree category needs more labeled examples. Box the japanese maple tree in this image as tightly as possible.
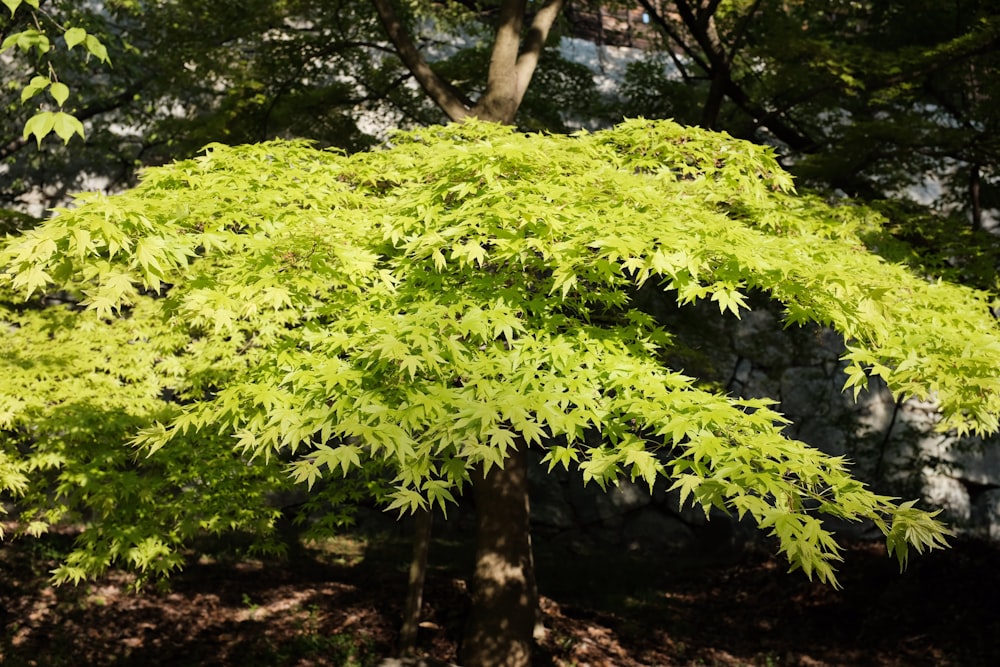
[4,119,1000,666]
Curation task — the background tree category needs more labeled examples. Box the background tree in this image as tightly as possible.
[625,0,1000,227]
[2,0,389,211]
[5,1,1000,226]
[1,0,603,213]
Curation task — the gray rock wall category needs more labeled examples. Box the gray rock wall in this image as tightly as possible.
[524,290,1000,554]
[652,290,1000,540]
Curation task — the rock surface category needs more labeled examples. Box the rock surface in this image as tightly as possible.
[520,290,1000,549]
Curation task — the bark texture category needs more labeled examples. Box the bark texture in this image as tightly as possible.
[460,446,538,667]
[370,0,473,120]
[399,508,433,656]
[370,0,564,124]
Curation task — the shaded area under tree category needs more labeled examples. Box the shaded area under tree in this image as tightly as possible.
[1,524,998,667]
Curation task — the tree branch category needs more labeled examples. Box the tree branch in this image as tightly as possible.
[471,0,527,122]
[513,0,566,105]
[370,0,472,121]
[701,0,724,28]
[635,0,816,149]
[673,0,723,70]
[635,0,709,74]
[725,0,764,64]
[721,78,817,151]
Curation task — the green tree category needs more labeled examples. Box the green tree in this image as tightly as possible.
[4,118,1000,667]
[4,3,1000,667]
[626,0,1000,225]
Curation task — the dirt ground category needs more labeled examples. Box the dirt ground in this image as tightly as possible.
[1,526,998,667]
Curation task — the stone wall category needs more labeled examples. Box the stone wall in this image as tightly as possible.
[521,289,1000,556]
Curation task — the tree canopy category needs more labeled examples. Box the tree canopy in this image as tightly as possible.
[4,119,997,590]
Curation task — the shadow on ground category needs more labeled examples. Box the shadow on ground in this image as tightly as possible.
[1,519,998,667]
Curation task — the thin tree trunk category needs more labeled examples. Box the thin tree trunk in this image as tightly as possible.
[460,446,538,667]
[701,69,729,129]
[970,162,983,231]
[370,0,472,120]
[399,507,433,656]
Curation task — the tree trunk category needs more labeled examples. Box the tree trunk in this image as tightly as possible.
[970,162,983,231]
[371,0,564,126]
[701,69,729,130]
[460,446,538,667]
[399,507,433,656]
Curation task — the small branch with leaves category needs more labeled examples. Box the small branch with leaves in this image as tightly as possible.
[2,0,111,145]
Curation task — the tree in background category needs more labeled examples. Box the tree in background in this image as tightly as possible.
[625,0,1000,228]
[1,0,603,212]
[6,1,998,233]
[2,0,390,210]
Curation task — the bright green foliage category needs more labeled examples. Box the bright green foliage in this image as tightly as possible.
[0,293,301,582]
[4,119,999,585]
[0,287,371,582]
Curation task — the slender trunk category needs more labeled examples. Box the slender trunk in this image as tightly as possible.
[970,162,983,231]
[701,69,728,129]
[399,507,433,656]
[697,11,728,130]
[370,0,472,121]
[460,446,538,667]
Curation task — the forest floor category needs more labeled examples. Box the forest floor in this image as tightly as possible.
[1,523,999,667]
